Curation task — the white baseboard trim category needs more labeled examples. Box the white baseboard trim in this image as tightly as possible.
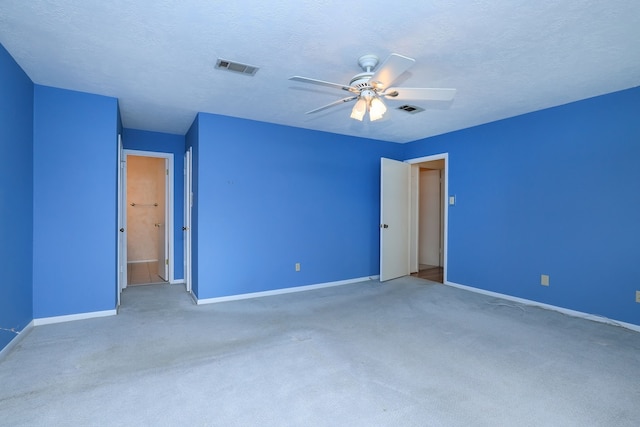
[0,320,34,360]
[189,290,198,305]
[170,279,185,285]
[196,276,373,305]
[444,281,640,333]
[33,309,117,326]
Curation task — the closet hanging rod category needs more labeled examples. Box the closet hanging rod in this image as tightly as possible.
[130,202,158,207]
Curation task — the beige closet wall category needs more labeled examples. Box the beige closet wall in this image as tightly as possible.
[127,156,165,262]
[418,159,445,267]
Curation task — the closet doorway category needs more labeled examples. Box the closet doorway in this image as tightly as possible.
[409,155,446,283]
[123,151,174,286]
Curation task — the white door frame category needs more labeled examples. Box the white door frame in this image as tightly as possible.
[406,153,449,282]
[119,149,175,284]
[116,134,125,306]
[183,147,193,294]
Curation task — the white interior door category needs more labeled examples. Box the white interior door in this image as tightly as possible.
[156,158,168,281]
[380,158,410,281]
[184,147,192,293]
[117,134,127,303]
[156,222,167,280]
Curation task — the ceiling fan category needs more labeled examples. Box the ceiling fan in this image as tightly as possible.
[289,53,456,122]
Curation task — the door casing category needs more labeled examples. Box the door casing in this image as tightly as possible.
[117,135,125,306]
[183,147,193,294]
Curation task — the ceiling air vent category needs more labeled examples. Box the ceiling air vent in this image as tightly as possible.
[215,58,259,76]
[398,105,425,114]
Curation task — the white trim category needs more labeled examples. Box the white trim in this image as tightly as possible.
[33,309,117,326]
[406,154,449,164]
[0,320,34,360]
[189,290,198,305]
[117,133,125,303]
[444,281,640,333]
[170,279,185,285]
[405,153,449,282]
[183,147,193,293]
[123,149,170,158]
[195,276,373,305]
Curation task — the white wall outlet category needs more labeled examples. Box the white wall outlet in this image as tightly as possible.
[449,195,456,205]
[295,263,301,272]
[636,291,640,303]
[541,274,550,286]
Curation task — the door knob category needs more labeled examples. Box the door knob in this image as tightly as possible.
[119,228,124,232]
[381,224,389,228]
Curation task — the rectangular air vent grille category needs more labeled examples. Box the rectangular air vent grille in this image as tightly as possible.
[215,58,259,76]
[398,105,425,114]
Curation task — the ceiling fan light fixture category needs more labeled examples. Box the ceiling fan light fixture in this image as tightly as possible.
[369,96,387,121]
[361,89,374,102]
[291,52,456,124]
[350,97,367,121]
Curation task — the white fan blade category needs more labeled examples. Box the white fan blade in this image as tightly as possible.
[305,96,358,114]
[384,87,456,101]
[369,53,415,89]
[289,76,355,93]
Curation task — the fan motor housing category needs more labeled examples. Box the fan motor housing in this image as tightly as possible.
[350,72,374,90]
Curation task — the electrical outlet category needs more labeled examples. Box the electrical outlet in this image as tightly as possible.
[295,263,301,272]
[541,274,550,286]
[636,291,640,303]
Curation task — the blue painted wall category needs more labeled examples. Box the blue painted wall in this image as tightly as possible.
[0,44,34,350]
[122,128,186,280]
[193,113,403,299]
[33,85,119,318]
[404,86,640,326]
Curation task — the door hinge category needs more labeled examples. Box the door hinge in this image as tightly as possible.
[165,259,169,265]
[166,169,169,176]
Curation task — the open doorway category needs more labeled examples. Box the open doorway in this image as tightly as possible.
[412,161,444,282]
[409,154,447,283]
[122,151,173,287]
[127,155,167,285]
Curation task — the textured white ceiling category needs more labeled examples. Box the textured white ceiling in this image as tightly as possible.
[1,1,639,143]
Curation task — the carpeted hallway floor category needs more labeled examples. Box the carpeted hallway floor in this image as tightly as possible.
[1,276,639,426]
